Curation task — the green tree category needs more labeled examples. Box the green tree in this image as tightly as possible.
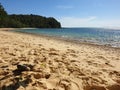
[0,3,61,28]
[0,3,8,27]
[0,3,7,16]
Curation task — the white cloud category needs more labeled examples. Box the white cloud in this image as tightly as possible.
[58,16,120,28]
[56,5,73,9]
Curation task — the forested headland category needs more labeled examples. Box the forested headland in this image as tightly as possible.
[0,3,61,28]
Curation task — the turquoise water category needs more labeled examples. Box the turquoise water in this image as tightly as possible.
[15,28,120,47]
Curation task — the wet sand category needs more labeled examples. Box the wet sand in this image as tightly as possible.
[0,28,120,90]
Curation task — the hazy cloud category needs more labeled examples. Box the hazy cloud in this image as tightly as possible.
[58,16,120,28]
[94,19,120,28]
[58,16,97,27]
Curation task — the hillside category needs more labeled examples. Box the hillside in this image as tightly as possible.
[0,3,61,28]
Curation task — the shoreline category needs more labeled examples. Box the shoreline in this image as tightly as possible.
[1,28,120,49]
[3,27,120,49]
[0,28,120,90]
[10,28,120,51]
[1,28,120,53]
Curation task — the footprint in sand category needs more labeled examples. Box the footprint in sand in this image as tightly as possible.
[84,85,106,90]
[107,84,120,90]
[57,79,80,90]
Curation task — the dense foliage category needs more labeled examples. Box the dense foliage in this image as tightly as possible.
[0,3,61,28]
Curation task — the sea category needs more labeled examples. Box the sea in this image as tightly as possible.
[14,28,120,47]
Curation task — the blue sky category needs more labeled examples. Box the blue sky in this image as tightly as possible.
[1,0,120,28]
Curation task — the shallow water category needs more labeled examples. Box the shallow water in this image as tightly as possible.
[15,28,120,47]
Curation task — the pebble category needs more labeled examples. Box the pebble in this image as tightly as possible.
[17,64,30,71]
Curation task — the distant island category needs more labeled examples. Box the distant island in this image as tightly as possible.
[0,3,61,28]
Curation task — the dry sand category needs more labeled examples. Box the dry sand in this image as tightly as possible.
[0,28,120,90]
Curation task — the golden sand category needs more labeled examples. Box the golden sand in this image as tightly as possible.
[0,28,120,90]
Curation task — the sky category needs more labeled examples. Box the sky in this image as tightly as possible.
[0,0,120,28]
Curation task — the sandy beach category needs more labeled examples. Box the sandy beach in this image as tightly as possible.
[0,28,120,90]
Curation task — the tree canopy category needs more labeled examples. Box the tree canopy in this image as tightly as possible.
[0,3,61,28]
